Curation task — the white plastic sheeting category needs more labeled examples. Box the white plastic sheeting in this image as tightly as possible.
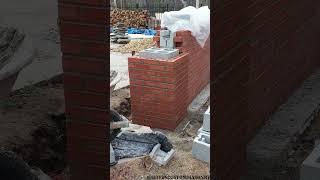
[161,6,210,48]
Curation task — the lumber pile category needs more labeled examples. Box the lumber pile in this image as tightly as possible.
[111,9,150,28]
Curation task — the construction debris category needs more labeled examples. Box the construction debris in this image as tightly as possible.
[111,9,150,28]
[111,131,173,161]
[149,144,175,166]
[192,106,210,163]
[112,38,156,53]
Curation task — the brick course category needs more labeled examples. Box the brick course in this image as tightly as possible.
[58,0,108,179]
[213,0,320,179]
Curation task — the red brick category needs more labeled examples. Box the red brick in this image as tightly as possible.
[58,0,106,6]
[60,38,107,58]
[66,135,106,153]
[64,90,107,109]
[66,106,108,124]
[66,121,107,139]
[63,56,107,75]
[59,21,106,41]
[58,4,106,24]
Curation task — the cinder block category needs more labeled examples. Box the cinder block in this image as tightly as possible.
[192,132,210,163]
[300,144,320,180]
[149,144,175,166]
[139,47,179,60]
[202,106,210,132]
[197,127,210,137]
[160,30,175,49]
[110,144,116,165]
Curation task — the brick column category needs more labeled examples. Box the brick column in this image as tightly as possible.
[129,53,189,130]
[58,1,108,179]
[129,31,210,130]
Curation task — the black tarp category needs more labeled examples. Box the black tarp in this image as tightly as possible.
[111,131,173,160]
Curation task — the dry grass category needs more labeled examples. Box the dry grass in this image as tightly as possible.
[112,39,156,53]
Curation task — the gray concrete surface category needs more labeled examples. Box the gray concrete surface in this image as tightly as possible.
[110,43,131,90]
[246,68,320,179]
[0,0,62,90]
[187,84,210,122]
[139,47,179,60]
[301,144,320,180]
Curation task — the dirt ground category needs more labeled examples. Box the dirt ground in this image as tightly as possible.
[110,91,210,179]
[111,87,131,119]
[281,111,320,179]
[0,77,66,177]
[3,75,320,180]
[243,109,320,180]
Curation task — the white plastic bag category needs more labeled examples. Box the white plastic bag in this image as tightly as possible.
[161,6,210,48]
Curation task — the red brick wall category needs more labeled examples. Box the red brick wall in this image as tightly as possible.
[129,54,189,129]
[213,0,320,179]
[129,31,210,130]
[58,0,108,179]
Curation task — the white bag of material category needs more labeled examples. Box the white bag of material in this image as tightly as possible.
[161,6,210,48]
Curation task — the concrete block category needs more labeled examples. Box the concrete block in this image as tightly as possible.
[139,47,179,60]
[202,106,210,132]
[110,144,117,165]
[149,144,175,166]
[160,30,175,49]
[192,132,210,163]
[197,127,210,137]
[300,144,320,180]
[187,84,210,122]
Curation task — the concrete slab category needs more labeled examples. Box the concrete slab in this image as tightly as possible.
[110,49,131,90]
[187,84,210,122]
[139,47,179,60]
[246,68,320,179]
[301,144,320,180]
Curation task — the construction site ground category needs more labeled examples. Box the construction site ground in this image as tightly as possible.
[111,88,211,179]
[0,75,319,179]
[0,75,210,178]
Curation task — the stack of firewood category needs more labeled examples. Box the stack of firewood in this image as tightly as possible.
[111,9,150,28]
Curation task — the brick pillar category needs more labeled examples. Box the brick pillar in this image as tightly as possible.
[58,1,108,179]
[130,31,210,130]
[128,53,189,130]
